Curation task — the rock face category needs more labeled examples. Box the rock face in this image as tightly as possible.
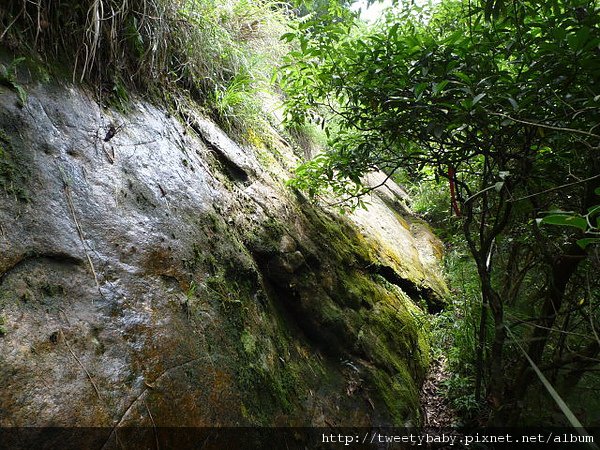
[0,80,446,428]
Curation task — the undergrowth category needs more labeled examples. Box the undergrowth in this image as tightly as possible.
[432,241,484,422]
[0,0,290,138]
[407,173,487,423]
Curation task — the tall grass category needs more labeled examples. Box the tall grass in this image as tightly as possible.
[429,239,484,420]
[0,0,290,133]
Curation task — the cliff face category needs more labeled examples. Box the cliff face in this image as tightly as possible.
[0,80,446,427]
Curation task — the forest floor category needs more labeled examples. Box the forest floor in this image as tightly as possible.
[420,355,467,448]
[421,355,459,428]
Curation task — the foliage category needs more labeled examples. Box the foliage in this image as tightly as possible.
[281,0,599,199]
[0,0,290,133]
[396,169,462,236]
[538,187,600,248]
[430,237,485,420]
[442,373,479,418]
[284,121,328,160]
[0,56,27,106]
[280,0,600,425]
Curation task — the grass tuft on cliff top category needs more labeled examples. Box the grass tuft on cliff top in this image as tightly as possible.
[0,0,290,136]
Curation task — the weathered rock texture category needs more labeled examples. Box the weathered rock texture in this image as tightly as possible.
[0,79,446,429]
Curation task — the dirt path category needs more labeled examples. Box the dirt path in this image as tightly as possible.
[421,355,459,428]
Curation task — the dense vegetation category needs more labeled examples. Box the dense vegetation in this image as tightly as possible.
[2,0,599,429]
[281,0,600,427]
[0,0,292,138]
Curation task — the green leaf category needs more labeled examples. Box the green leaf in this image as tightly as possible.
[414,82,428,99]
[539,214,587,231]
[433,80,449,95]
[10,57,26,69]
[577,238,600,249]
[14,84,27,107]
[280,32,296,42]
[300,38,308,54]
[453,71,471,84]
[472,93,486,106]
[567,27,591,51]
[484,0,495,21]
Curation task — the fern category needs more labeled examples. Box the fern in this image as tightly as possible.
[0,57,27,107]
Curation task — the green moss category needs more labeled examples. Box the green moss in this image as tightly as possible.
[303,207,372,266]
[241,330,257,355]
[236,362,298,420]
[336,270,379,309]
[329,269,429,374]
[0,314,6,335]
[370,367,421,426]
[241,216,291,256]
[234,328,307,423]
[243,126,277,152]
[240,193,435,423]
[217,268,329,425]
[41,283,65,298]
[188,255,304,424]
[362,223,449,303]
[391,209,412,231]
[0,130,28,201]
[366,287,428,374]
[107,76,132,112]
[255,146,278,169]
[175,157,437,426]
[330,268,429,424]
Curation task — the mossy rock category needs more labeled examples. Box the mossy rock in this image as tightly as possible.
[0,130,28,201]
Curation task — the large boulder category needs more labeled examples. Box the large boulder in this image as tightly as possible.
[0,79,446,430]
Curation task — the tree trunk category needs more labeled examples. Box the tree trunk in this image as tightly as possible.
[507,246,585,422]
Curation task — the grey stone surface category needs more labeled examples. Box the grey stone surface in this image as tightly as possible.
[0,82,446,427]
